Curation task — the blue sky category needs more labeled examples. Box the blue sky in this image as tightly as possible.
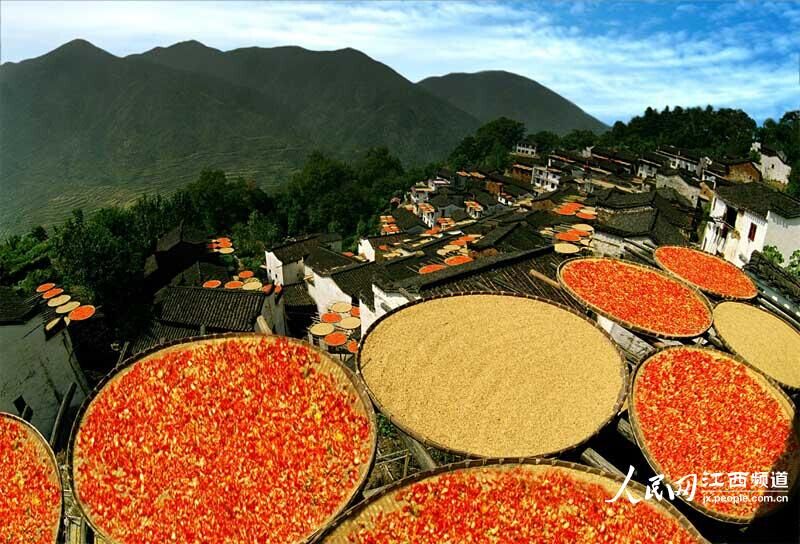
[1,1,798,124]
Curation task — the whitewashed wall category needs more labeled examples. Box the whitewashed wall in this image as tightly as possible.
[764,212,800,260]
[655,173,700,206]
[724,209,767,267]
[759,155,791,184]
[312,273,354,317]
[357,239,376,262]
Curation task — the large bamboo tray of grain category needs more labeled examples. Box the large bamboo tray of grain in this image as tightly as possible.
[317,459,708,543]
[68,333,377,544]
[713,301,800,390]
[357,292,627,458]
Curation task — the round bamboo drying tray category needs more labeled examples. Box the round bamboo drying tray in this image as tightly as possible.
[653,246,758,300]
[554,242,580,254]
[310,322,336,337]
[338,316,361,330]
[330,302,352,314]
[0,412,63,544]
[557,257,713,339]
[713,301,800,390]
[47,294,71,307]
[317,458,708,543]
[357,292,627,459]
[628,346,800,524]
[67,333,377,544]
[56,300,81,314]
[36,282,56,293]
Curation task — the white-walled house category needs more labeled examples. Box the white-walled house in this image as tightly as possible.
[513,141,537,157]
[655,146,702,175]
[752,143,792,185]
[532,164,562,192]
[308,259,381,321]
[360,283,415,336]
[702,183,800,267]
[357,234,405,262]
[0,287,89,438]
[636,153,664,180]
[264,233,341,285]
[655,169,702,206]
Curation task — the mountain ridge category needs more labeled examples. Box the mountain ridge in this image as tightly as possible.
[1,39,607,235]
[418,70,608,135]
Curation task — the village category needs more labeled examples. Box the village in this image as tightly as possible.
[2,138,799,543]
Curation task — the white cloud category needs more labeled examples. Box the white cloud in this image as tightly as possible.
[0,0,796,124]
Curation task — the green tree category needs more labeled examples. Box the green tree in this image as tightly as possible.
[787,250,800,279]
[51,209,148,337]
[560,129,599,151]
[762,245,785,266]
[448,117,524,170]
[528,131,561,155]
[30,225,48,242]
[787,161,800,198]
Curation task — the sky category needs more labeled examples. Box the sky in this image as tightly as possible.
[1,1,798,124]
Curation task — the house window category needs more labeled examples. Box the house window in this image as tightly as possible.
[748,223,757,242]
[13,395,33,420]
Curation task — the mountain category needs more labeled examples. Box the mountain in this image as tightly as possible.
[418,71,608,135]
[1,40,606,235]
[131,41,481,165]
[0,40,310,235]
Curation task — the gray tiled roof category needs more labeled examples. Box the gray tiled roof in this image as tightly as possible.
[155,286,265,331]
[330,262,384,309]
[717,183,800,219]
[0,286,35,324]
[129,321,199,356]
[155,223,208,253]
[305,246,356,275]
[270,233,341,263]
[281,282,315,307]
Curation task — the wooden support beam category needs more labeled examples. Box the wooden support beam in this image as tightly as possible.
[580,448,625,478]
[399,431,437,471]
[616,418,637,445]
[528,268,562,290]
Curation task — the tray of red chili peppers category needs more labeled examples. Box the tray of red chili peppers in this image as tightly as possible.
[68,333,377,544]
[630,346,800,523]
[558,257,713,338]
[0,412,63,544]
[653,245,758,300]
[317,458,708,543]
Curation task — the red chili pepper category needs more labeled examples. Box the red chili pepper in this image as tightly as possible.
[654,246,757,299]
[343,467,700,543]
[562,259,711,336]
[74,338,371,543]
[0,417,61,544]
[634,348,798,518]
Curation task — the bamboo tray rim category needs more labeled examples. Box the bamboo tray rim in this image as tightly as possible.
[557,256,714,339]
[628,344,800,524]
[0,411,63,544]
[356,291,628,460]
[66,332,378,544]
[712,300,800,391]
[314,457,709,543]
[653,245,758,301]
